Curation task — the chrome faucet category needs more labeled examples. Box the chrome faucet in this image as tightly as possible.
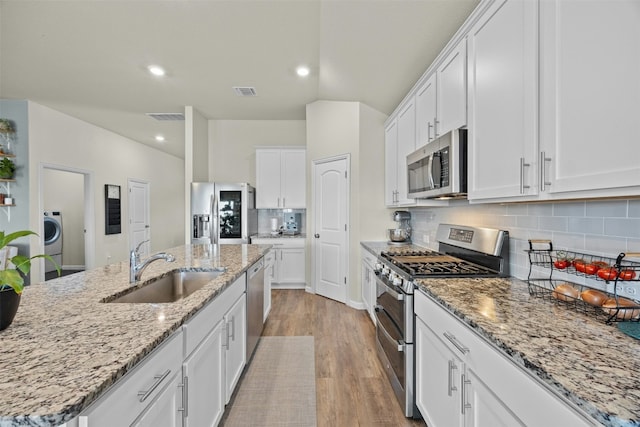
[129,244,175,283]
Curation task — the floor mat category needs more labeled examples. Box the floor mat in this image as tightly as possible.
[222,336,317,426]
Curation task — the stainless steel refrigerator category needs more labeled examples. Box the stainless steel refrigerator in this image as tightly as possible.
[191,182,257,244]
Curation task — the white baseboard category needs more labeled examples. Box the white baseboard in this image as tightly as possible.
[271,282,306,290]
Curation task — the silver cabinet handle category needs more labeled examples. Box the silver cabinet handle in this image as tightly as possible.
[461,374,472,414]
[138,369,171,402]
[443,332,469,355]
[283,197,286,207]
[434,117,439,137]
[540,151,552,191]
[447,360,458,397]
[229,316,235,341]
[520,157,531,194]
[223,322,230,350]
[178,375,189,417]
[277,197,280,207]
[427,122,433,141]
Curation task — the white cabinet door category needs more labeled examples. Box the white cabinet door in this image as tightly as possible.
[396,100,417,206]
[463,368,524,427]
[278,247,306,284]
[437,38,467,136]
[132,373,183,427]
[467,0,538,201]
[281,150,306,208]
[263,251,275,322]
[416,74,437,148]
[416,316,463,427]
[183,320,225,427]
[224,294,247,404]
[384,120,399,206]
[539,0,640,196]
[256,150,282,208]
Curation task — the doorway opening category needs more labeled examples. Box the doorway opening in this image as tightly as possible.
[39,164,94,282]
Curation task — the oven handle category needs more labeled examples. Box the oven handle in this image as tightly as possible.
[374,306,405,352]
[375,274,404,301]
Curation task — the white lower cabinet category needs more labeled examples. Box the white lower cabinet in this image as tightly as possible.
[415,290,595,427]
[263,250,275,322]
[183,319,226,427]
[360,250,376,324]
[224,293,247,403]
[251,238,306,288]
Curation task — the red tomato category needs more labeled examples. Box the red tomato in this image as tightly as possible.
[597,268,619,281]
[553,260,569,269]
[585,263,604,275]
[618,270,637,281]
[573,259,586,273]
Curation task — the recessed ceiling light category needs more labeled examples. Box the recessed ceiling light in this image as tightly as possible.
[296,66,310,77]
[148,65,166,77]
[155,135,165,142]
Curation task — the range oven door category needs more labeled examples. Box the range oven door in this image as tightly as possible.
[374,273,416,417]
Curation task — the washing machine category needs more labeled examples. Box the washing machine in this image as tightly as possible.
[44,211,63,273]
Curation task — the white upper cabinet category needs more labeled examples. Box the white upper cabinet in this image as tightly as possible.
[467,0,538,201]
[539,0,640,198]
[256,148,306,209]
[437,38,467,137]
[416,74,437,148]
[415,39,467,150]
[384,119,399,206]
[385,99,417,207]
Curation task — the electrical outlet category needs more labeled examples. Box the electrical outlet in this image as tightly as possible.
[626,287,637,296]
[422,235,430,244]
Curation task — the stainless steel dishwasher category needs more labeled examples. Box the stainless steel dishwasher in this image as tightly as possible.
[246,258,264,360]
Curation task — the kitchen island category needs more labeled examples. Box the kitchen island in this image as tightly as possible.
[0,243,269,426]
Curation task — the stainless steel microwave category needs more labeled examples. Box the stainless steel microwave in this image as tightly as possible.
[406,129,467,199]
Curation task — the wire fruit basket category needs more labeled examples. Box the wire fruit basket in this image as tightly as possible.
[525,240,640,324]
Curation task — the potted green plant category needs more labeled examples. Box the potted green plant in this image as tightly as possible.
[0,157,16,179]
[0,119,14,134]
[0,230,60,331]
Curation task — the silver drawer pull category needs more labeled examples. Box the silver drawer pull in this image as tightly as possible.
[443,332,469,355]
[138,369,171,402]
[178,376,189,417]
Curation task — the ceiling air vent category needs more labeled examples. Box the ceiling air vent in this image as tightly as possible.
[233,87,257,97]
[146,113,185,121]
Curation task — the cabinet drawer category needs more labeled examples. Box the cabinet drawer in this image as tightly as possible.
[184,273,245,357]
[415,290,594,426]
[80,330,183,427]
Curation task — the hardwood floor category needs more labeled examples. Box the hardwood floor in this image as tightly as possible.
[263,289,425,427]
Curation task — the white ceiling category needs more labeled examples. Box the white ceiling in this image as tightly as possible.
[0,0,478,158]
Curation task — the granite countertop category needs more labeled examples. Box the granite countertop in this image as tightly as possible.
[0,243,269,426]
[251,233,306,239]
[361,241,640,427]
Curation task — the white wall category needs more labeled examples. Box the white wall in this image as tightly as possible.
[27,101,184,282]
[209,119,306,183]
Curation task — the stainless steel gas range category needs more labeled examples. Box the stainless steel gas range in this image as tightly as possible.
[373,223,509,418]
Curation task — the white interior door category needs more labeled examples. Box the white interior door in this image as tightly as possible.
[128,179,150,256]
[313,156,349,304]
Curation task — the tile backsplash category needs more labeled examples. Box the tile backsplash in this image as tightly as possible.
[409,199,640,281]
[257,209,306,234]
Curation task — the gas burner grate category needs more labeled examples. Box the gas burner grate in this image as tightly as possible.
[380,250,499,278]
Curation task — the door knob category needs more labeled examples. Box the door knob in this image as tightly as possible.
[314,234,320,238]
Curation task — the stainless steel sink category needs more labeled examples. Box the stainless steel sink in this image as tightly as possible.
[106,269,226,303]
